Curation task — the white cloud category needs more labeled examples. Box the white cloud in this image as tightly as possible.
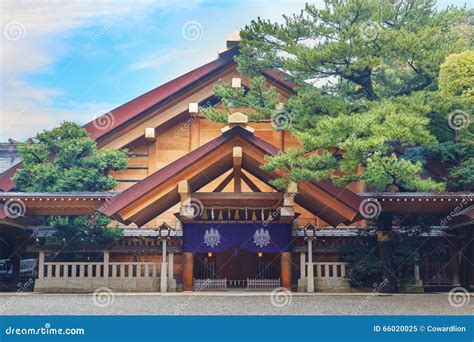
[0,0,202,140]
[129,48,195,70]
[0,0,312,140]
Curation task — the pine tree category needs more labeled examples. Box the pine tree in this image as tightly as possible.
[14,122,128,246]
[203,0,471,191]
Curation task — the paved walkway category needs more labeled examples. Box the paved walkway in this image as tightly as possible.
[0,292,471,315]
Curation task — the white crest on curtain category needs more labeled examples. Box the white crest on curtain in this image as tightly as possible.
[253,228,271,248]
[203,227,221,248]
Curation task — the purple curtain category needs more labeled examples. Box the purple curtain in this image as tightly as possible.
[183,223,292,253]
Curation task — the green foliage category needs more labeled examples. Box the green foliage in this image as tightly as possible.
[339,239,384,288]
[201,76,280,123]
[14,122,127,192]
[448,156,474,190]
[363,153,445,191]
[340,226,449,289]
[206,0,472,191]
[439,50,474,100]
[48,215,123,247]
[14,122,128,246]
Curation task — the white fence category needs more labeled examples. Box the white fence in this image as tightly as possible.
[247,278,280,290]
[41,262,160,279]
[312,262,347,278]
[193,278,227,291]
[228,279,246,287]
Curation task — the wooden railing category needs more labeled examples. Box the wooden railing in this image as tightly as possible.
[247,278,280,290]
[312,262,347,278]
[109,262,158,278]
[193,278,227,291]
[41,262,160,279]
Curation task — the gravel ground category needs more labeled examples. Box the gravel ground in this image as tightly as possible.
[0,292,472,315]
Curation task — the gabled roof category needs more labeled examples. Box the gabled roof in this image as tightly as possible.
[0,46,296,192]
[100,125,363,227]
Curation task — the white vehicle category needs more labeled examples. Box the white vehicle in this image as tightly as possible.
[0,259,37,278]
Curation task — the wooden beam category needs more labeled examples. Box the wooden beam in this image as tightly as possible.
[192,192,283,208]
[147,139,157,174]
[233,146,242,193]
[145,127,156,141]
[240,172,261,192]
[118,144,234,221]
[212,171,234,192]
[281,181,297,217]
[178,180,190,201]
[125,154,234,226]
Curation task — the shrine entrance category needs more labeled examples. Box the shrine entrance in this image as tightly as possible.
[185,222,291,291]
[194,249,281,289]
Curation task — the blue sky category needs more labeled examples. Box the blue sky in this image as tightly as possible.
[0,0,470,141]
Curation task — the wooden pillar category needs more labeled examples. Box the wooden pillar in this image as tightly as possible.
[38,251,45,279]
[189,116,200,151]
[103,251,109,279]
[233,146,242,193]
[281,252,292,291]
[160,240,167,293]
[299,252,306,279]
[168,252,174,280]
[450,240,461,286]
[281,182,297,218]
[307,239,314,293]
[145,127,157,174]
[183,252,194,291]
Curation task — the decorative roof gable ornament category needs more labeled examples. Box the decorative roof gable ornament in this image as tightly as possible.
[253,227,271,248]
[226,30,241,48]
[204,227,221,248]
[221,112,255,135]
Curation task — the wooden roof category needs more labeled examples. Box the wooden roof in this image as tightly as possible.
[359,192,473,213]
[0,46,295,192]
[99,125,363,227]
[0,192,115,216]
